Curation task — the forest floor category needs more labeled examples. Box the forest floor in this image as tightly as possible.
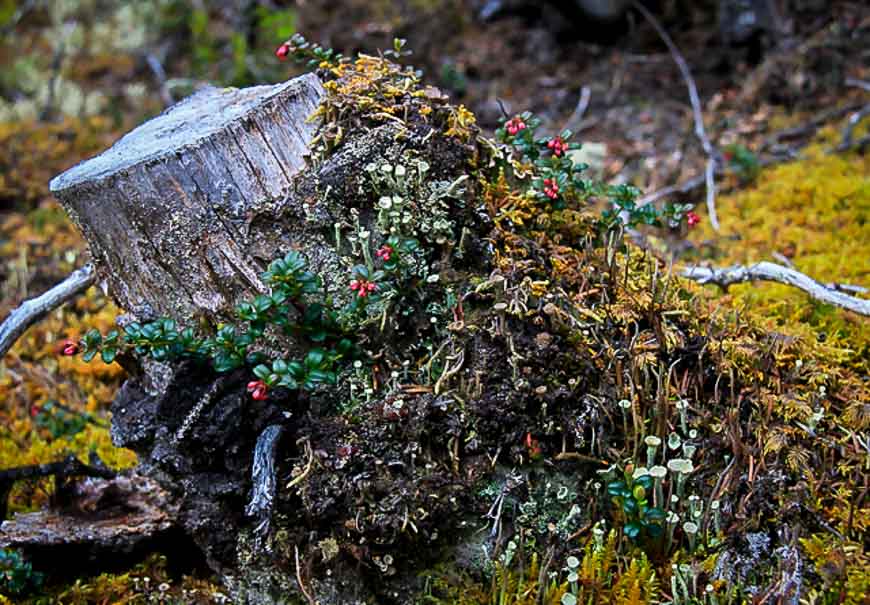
[0,1,867,602]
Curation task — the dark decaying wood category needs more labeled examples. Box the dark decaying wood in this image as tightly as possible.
[0,473,184,577]
[50,74,325,322]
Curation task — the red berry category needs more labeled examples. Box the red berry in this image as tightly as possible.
[547,137,567,156]
[275,44,291,60]
[61,340,80,356]
[247,380,269,401]
[505,117,526,136]
[686,211,701,228]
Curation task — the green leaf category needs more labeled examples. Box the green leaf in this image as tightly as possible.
[82,349,97,363]
[287,361,305,379]
[305,349,326,369]
[624,522,642,540]
[607,480,626,497]
[253,295,273,314]
[645,522,664,538]
[635,475,653,490]
[278,375,299,389]
[253,365,271,380]
[100,348,117,364]
[307,369,331,384]
[352,264,370,279]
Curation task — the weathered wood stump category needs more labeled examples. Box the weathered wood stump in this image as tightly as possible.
[50,74,325,323]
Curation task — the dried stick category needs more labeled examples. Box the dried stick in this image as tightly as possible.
[146,53,175,107]
[0,263,96,358]
[564,85,592,132]
[1,454,116,520]
[845,78,870,93]
[633,1,720,231]
[682,262,870,316]
[295,545,315,605]
[836,103,870,152]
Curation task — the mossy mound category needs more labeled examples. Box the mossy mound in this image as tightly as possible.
[1,48,868,605]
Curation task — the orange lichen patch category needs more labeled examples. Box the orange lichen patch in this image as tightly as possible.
[687,125,870,372]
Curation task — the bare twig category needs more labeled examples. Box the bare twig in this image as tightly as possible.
[0,263,96,358]
[836,103,870,152]
[563,85,591,132]
[636,172,707,208]
[295,545,315,605]
[146,53,175,107]
[638,101,867,208]
[682,262,870,316]
[1,454,116,520]
[632,1,720,231]
[285,439,314,490]
[845,78,870,93]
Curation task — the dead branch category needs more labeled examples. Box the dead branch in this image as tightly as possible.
[682,262,870,316]
[845,78,870,93]
[633,1,720,231]
[836,104,870,152]
[637,102,868,208]
[564,85,591,132]
[763,103,864,150]
[145,53,174,107]
[0,454,116,520]
[0,263,96,359]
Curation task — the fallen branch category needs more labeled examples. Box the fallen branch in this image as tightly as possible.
[145,53,174,107]
[633,1,720,231]
[836,103,870,152]
[762,102,864,150]
[564,85,592,132]
[0,263,96,359]
[845,78,870,93]
[682,262,870,316]
[0,454,116,520]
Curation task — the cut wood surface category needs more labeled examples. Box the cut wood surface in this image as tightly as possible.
[50,74,325,322]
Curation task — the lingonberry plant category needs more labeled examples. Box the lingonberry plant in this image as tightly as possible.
[67,251,361,400]
[496,111,699,230]
[275,33,345,67]
[69,226,422,402]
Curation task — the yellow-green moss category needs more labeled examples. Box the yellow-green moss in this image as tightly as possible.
[687,126,870,372]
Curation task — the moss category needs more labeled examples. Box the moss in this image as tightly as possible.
[687,125,870,373]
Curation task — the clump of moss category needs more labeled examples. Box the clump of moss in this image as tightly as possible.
[687,125,870,372]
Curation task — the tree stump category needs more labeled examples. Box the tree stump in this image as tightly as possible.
[50,74,326,323]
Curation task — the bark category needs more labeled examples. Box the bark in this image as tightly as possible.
[50,74,326,324]
[0,473,189,579]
